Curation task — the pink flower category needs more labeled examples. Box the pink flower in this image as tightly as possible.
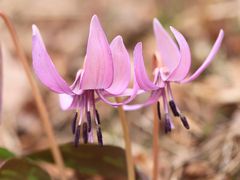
[124,18,224,132]
[32,15,137,145]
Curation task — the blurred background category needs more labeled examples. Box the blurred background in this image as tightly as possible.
[0,0,239,179]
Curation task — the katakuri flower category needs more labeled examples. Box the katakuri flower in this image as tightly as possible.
[32,15,137,146]
[124,18,224,133]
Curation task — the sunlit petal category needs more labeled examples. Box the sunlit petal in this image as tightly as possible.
[32,25,73,94]
[123,90,162,111]
[168,26,191,81]
[181,29,224,83]
[80,15,113,90]
[134,42,159,91]
[153,19,180,75]
[106,36,131,95]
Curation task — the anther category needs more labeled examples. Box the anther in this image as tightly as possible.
[157,101,161,120]
[169,100,180,117]
[74,125,81,147]
[95,109,101,125]
[164,115,172,134]
[180,115,190,129]
[97,127,103,146]
[83,122,88,144]
[86,111,91,132]
[71,112,78,134]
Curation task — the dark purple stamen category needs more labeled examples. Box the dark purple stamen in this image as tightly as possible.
[180,115,190,129]
[83,122,88,144]
[86,111,91,132]
[71,112,78,134]
[157,101,161,120]
[74,125,81,147]
[164,115,171,134]
[95,109,101,125]
[169,100,180,117]
[97,127,103,146]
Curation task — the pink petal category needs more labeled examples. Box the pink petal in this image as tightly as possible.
[97,65,140,106]
[106,36,131,95]
[123,90,162,111]
[168,26,191,81]
[59,94,83,110]
[134,42,159,91]
[97,76,140,106]
[181,29,224,83]
[153,19,180,76]
[80,15,113,90]
[70,70,84,95]
[32,25,73,94]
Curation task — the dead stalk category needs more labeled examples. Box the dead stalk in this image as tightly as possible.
[0,12,66,180]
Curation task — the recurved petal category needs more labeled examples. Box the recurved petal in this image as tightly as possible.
[106,36,131,95]
[153,18,180,74]
[168,26,191,81]
[134,42,159,91]
[80,15,113,90]
[123,90,162,111]
[32,25,73,94]
[181,29,224,83]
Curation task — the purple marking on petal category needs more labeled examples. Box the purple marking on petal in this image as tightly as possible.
[80,15,113,90]
[153,19,180,76]
[32,25,73,95]
[134,42,159,91]
[181,29,224,83]
[168,27,191,82]
[106,36,131,95]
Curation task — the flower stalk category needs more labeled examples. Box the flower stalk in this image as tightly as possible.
[115,97,135,180]
[152,103,159,180]
[0,11,66,180]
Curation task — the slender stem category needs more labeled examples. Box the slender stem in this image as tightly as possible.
[152,53,160,180]
[152,104,159,180]
[115,97,135,180]
[0,12,66,180]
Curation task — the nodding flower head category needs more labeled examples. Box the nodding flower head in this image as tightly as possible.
[32,15,138,146]
[124,18,224,133]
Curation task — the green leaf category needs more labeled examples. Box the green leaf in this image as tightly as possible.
[0,158,51,180]
[0,148,15,160]
[28,143,128,179]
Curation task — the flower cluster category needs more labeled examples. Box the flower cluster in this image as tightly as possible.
[32,15,224,145]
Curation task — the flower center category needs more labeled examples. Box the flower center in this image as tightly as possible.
[71,90,103,146]
[156,83,190,133]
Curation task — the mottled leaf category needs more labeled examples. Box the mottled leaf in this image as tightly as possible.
[28,143,128,179]
[0,158,51,180]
